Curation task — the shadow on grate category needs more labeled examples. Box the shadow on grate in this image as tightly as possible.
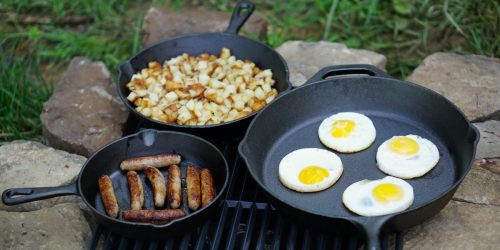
[89,119,404,250]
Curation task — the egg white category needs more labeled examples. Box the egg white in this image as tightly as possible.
[278,148,343,192]
[342,176,414,216]
[377,135,440,179]
[318,112,376,153]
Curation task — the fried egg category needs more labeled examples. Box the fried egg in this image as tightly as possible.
[342,176,414,216]
[318,112,376,153]
[376,135,439,179]
[279,148,343,192]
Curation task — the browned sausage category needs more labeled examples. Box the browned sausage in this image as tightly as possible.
[144,166,166,208]
[126,171,144,210]
[98,175,119,217]
[120,154,181,171]
[201,168,216,207]
[122,209,185,224]
[186,165,201,211]
[168,165,182,209]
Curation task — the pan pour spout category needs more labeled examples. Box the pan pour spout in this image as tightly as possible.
[353,215,392,250]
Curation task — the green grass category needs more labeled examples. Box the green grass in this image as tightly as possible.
[0,51,52,142]
[0,0,498,143]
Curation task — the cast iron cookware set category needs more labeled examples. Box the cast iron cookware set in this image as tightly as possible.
[2,2,479,249]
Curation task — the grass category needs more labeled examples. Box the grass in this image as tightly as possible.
[0,50,52,142]
[0,0,498,143]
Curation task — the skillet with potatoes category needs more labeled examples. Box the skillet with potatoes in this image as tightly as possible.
[117,1,291,140]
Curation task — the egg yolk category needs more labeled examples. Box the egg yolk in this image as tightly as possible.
[390,136,419,155]
[372,183,404,203]
[331,120,356,138]
[298,166,330,184]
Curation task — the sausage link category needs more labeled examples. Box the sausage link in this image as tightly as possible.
[144,166,166,208]
[168,165,182,209]
[201,168,216,207]
[186,165,201,211]
[98,175,119,218]
[126,171,144,210]
[120,154,181,171]
[122,209,185,224]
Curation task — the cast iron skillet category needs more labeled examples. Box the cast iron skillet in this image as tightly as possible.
[117,1,291,140]
[238,65,479,249]
[2,130,229,240]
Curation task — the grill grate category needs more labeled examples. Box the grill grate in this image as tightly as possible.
[88,119,405,250]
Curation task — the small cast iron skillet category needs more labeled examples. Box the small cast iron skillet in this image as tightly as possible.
[239,65,479,249]
[117,1,291,140]
[2,130,229,240]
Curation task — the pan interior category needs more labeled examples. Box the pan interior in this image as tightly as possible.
[243,76,475,219]
[262,112,454,218]
[78,131,228,223]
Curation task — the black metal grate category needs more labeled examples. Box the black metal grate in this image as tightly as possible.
[88,118,405,250]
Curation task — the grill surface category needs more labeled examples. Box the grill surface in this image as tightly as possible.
[88,117,405,250]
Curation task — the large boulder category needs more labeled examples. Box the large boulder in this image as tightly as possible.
[276,41,387,86]
[0,141,85,212]
[0,141,92,249]
[407,53,500,121]
[0,203,91,250]
[142,7,268,47]
[40,57,128,157]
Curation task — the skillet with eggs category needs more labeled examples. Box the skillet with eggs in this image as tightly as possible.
[276,111,443,216]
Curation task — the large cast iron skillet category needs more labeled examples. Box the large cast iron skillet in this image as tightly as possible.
[117,1,291,140]
[239,65,479,249]
[2,130,229,239]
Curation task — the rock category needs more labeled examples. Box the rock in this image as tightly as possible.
[403,200,500,249]
[0,203,91,250]
[40,57,128,157]
[0,141,85,212]
[276,41,387,86]
[451,121,500,206]
[476,158,500,174]
[407,53,500,121]
[474,120,500,159]
[142,7,268,47]
[453,160,500,206]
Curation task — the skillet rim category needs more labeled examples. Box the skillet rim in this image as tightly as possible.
[238,74,480,222]
[116,31,292,130]
[77,129,230,228]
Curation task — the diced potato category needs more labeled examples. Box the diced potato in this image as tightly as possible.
[125,47,276,126]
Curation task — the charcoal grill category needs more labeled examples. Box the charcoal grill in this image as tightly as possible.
[87,115,405,250]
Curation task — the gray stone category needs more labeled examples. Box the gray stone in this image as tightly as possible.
[142,7,268,47]
[407,53,500,121]
[474,120,500,159]
[451,121,500,206]
[276,41,387,86]
[0,203,91,250]
[403,200,500,250]
[0,141,85,212]
[454,160,500,206]
[475,158,500,174]
[40,57,128,157]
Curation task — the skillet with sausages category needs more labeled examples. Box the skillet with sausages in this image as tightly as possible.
[2,130,229,239]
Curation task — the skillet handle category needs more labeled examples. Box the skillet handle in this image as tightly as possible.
[303,64,393,86]
[353,216,391,250]
[2,182,78,205]
[225,1,255,34]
